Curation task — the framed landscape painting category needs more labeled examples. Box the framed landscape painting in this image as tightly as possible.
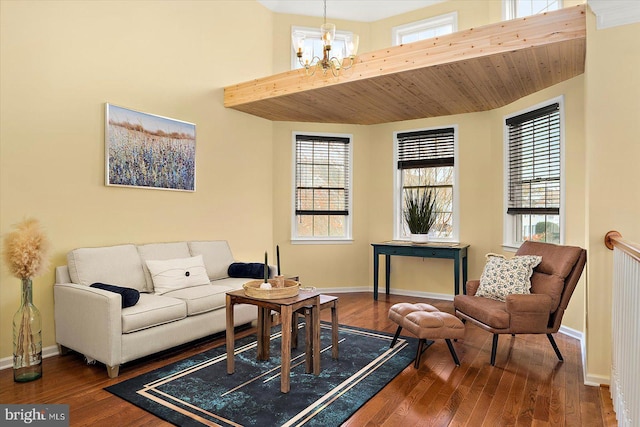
[105,103,196,191]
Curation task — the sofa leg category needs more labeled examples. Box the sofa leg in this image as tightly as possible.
[57,344,71,356]
[490,334,498,366]
[106,365,120,378]
[547,333,564,362]
[390,326,402,348]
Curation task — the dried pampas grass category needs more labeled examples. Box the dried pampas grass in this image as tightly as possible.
[3,218,50,280]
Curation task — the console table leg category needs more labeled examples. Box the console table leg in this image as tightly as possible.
[385,254,391,296]
[373,251,379,300]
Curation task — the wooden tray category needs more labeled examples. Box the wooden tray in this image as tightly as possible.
[243,279,299,299]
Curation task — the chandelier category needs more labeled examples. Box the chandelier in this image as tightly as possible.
[291,0,359,77]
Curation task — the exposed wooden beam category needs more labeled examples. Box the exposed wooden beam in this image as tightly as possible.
[224,5,586,125]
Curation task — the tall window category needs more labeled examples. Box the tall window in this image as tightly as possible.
[504,99,563,247]
[392,12,457,46]
[504,0,562,20]
[293,133,352,241]
[291,26,352,70]
[394,127,458,241]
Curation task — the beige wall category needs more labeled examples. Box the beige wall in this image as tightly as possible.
[584,15,640,382]
[1,0,636,386]
[0,1,275,359]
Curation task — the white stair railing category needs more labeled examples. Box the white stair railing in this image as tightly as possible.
[605,231,640,427]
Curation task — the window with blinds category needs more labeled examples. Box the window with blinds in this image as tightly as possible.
[293,134,351,240]
[395,127,456,240]
[505,101,562,245]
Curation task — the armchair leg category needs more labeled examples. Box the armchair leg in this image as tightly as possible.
[547,333,564,362]
[445,339,460,366]
[390,326,402,348]
[490,334,499,366]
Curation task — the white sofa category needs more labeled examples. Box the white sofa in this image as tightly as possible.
[54,240,262,377]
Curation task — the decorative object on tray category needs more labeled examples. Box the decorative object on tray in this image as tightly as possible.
[274,244,285,288]
[403,187,438,244]
[2,218,50,382]
[259,251,272,289]
[243,279,300,299]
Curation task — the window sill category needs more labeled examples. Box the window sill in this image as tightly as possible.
[291,238,353,245]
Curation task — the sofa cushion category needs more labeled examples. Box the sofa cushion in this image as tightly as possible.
[121,294,187,333]
[137,242,191,292]
[146,255,211,295]
[163,283,235,316]
[476,253,542,302]
[188,241,235,280]
[67,244,147,292]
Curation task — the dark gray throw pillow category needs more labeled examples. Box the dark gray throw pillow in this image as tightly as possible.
[228,262,270,279]
[90,283,140,308]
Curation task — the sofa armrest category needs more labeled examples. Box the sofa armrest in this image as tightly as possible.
[505,293,554,333]
[54,283,123,367]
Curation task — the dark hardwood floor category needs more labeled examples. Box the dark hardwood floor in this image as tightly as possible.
[1,293,617,426]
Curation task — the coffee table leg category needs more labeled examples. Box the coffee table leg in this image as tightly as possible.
[226,295,235,374]
[331,299,339,359]
[257,307,271,361]
[281,305,292,393]
[313,296,320,375]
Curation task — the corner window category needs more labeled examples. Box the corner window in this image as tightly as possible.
[292,133,352,242]
[291,26,353,71]
[503,0,562,20]
[392,12,457,46]
[394,126,458,241]
[504,99,563,248]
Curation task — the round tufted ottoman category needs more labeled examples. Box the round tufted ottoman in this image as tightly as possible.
[388,302,465,368]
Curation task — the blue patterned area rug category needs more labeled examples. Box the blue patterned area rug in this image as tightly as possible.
[106,322,422,426]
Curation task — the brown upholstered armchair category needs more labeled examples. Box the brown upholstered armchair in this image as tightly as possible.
[453,241,586,366]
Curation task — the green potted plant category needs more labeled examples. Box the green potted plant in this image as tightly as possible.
[403,188,438,243]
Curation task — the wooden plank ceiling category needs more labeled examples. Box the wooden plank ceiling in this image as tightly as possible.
[224,5,586,125]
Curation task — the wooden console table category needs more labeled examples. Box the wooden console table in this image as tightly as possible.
[371,241,469,300]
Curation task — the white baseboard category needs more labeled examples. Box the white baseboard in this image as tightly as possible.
[0,345,60,371]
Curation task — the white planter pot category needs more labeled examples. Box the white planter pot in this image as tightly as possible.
[410,233,429,244]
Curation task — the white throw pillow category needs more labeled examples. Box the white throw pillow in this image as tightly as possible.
[146,255,211,295]
[476,253,542,302]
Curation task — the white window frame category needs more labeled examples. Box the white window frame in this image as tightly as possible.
[503,0,563,20]
[503,95,565,250]
[291,26,354,71]
[291,131,353,244]
[393,125,460,242]
[392,12,458,46]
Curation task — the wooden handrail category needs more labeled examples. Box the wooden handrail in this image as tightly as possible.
[605,230,640,263]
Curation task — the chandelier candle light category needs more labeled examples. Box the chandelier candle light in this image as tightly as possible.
[292,0,359,77]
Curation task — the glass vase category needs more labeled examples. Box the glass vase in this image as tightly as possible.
[13,278,42,382]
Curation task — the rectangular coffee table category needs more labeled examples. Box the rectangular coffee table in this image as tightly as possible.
[225,288,321,393]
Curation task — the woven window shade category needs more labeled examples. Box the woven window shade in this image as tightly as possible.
[506,103,560,215]
[295,135,350,216]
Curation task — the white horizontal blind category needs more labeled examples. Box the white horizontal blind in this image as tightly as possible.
[506,103,560,216]
[397,128,455,169]
[295,134,350,216]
